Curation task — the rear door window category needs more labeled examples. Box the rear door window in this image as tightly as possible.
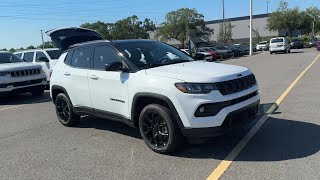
[23,52,34,62]
[71,48,92,69]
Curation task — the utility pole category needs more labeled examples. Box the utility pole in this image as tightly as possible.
[267,0,270,14]
[222,0,225,21]
[40,30,45,49]
[249,0,253,56]
[222,0,225,44]
[312,16,315,38]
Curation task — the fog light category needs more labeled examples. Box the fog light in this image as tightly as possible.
[199,107,205,113]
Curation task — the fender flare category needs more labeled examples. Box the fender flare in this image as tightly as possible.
[131,92,184,129]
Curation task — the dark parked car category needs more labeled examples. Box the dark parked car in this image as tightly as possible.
[308,38,319,48]
[235,45,253,55]
[211,46,234,59]
[197,47,222,61]
[224,45,243,57]
[316,42,320,51]
[291,38,304,49]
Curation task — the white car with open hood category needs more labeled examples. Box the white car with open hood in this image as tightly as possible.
[0,51,47,96]
[48,27,260,154]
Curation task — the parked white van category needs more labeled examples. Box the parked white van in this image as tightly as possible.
[14,48,61,82]
[269,37,291,54]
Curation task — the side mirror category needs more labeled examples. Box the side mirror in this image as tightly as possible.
[105,62,129,72]
[21,58,27,62]
[37,57,49,62]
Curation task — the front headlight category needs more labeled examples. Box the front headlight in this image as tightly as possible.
[175,83,218,94]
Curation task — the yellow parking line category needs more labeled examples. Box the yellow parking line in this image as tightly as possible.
[0,105,24,111]
[0,98,52,111]
[207,53,320,180]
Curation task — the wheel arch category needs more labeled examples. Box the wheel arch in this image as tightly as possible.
[131,92,184,129]
[51,85,70,103]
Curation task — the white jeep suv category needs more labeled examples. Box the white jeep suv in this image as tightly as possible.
[14,48,61,83]
[49,28,260,154]
[0,52,47,96]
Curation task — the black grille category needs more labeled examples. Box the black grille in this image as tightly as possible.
[10,69,41,77]
[9,79,43,87]
[216,74,256,95]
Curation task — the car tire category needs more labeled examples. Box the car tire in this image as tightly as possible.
[55,93,80,127]
[288,49,291,53]
[139,104,183,154]
[31,86,45,96]
[270,51,273,54]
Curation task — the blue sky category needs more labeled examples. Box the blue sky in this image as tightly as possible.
[0,0,319,49]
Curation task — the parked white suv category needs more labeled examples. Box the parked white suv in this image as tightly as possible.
[269,37,291,54]
[256,41,269,51]
[49,28,260,154]
[14,48,61,82]
[0,52,47,96]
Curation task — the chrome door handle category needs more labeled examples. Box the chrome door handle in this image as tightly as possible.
[90,75,98,80]
[64,72,70,76]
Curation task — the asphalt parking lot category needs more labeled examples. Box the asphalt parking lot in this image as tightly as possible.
[0,48,319,180]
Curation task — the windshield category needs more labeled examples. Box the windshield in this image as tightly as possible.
[46,50,61,59]
[113,41,194,69]
[0,53,23,64]
[258,42,267,45]
[271,38,284,43]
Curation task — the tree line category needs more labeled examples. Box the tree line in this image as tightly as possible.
[267,0,320,37]
[2,1,320,52]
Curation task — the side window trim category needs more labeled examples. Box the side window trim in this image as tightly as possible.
[65,47,93,70]
[92,44,123,71]
[64,51,73,66]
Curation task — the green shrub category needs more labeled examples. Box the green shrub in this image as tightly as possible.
[301,35,310,42]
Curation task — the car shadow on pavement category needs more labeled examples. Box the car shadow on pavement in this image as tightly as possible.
[76,116,142,139]
[0,91,51,105]
[275,51,304,54]
[173,116,320,162]
[71,103,319,162]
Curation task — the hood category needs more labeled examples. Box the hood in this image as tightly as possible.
[46,27,103,51]
[145,61,251,82]
[0,62,42,72]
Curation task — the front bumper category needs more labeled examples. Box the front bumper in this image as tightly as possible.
[0,78,47,95]
[181,100,260,138]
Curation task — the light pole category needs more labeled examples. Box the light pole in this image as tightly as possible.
[40,30,45,49]
[222,0,225,44]
[267,0,270,14]
[249,0,253,56]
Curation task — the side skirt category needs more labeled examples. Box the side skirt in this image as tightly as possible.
[73,106,135,127]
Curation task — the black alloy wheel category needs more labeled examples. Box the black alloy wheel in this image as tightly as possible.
[142,111,169,148]
[139,104,183,154]
[55,93,80,127]
[56,97,70,123]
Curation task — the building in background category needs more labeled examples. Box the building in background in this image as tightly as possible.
[151,13,282,47]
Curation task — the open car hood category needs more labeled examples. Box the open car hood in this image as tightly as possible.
[46,27,103,51]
